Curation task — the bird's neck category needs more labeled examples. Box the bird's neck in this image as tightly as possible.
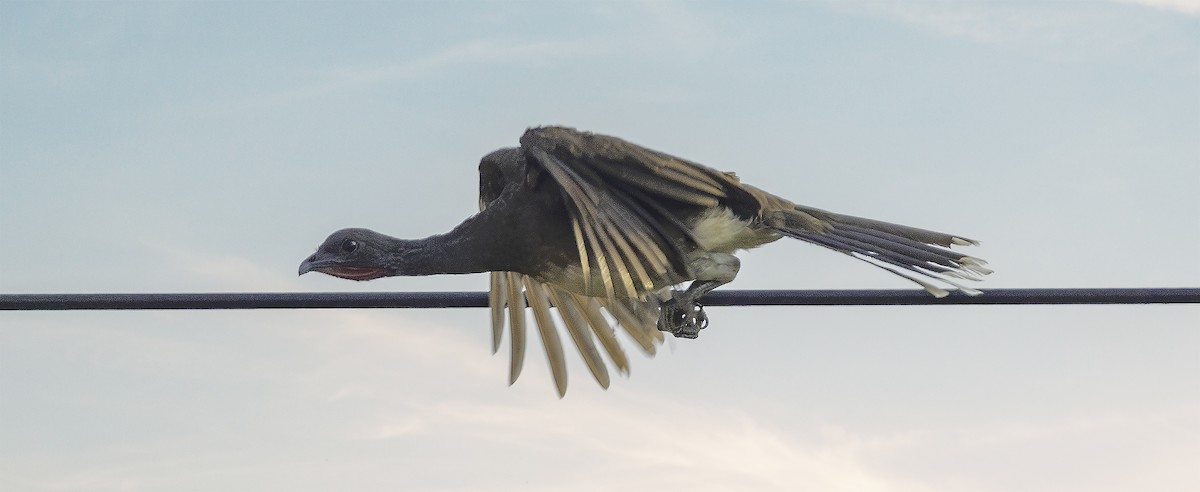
[385,209,522,276]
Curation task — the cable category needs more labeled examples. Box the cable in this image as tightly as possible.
[2,288,1197,311]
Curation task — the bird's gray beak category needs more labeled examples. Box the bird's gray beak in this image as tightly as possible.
[298,254,317,276]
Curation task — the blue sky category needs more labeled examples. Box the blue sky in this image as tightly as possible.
[2,1,1198,491]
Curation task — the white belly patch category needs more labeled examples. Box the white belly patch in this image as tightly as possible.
[689,207,780,253]
[534,207,780,296]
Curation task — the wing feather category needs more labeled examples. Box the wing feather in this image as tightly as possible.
[570,294,630,375]
[570,218,591,296]
[548,287,610,388]
[488,272,505,353]
[504,272,526,385]
[598,297,659,354]
[523,276,568,397]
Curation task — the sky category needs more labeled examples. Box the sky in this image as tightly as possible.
[1,1,1198,491]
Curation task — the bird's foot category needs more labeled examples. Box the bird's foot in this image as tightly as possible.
[657,298,708,339]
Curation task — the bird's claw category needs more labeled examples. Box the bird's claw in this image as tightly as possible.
[658,300,708,339]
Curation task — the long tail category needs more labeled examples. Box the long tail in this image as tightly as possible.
[774,204,992,297]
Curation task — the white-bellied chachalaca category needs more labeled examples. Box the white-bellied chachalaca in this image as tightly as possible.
[299,126,991,396]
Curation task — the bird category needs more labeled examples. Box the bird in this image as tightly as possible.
[298,126,991,396]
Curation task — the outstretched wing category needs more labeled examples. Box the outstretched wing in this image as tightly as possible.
[518,126,766,299]
[481,126,801,396]
[479,145,664,397]
[482,126,988,396]
[520,127,987,299]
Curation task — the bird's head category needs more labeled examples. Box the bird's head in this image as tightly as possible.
[298,228,397,281]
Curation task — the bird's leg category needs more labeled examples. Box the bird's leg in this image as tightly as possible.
[658,281,720,339]
[658,253,740,339]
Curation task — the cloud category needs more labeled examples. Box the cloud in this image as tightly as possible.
[826,0,1194,58]
[847,406,1200,492]
[1117,0,1200,15]
[828,1,1073,45]
[265,1,736,104]
[270,39,608,102]
[8,302,1198,492]
[171,250,294,290]
[420,395,932,492]
[359,417,427,441]
[593,0,728,57]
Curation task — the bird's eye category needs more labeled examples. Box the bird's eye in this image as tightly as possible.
[340,239,359,253]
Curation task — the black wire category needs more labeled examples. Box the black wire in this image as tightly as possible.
[1,288,1197,311]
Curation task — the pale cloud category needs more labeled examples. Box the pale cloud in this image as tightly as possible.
[422,396,933,492]
[829,1,1080,45]
[20,472,146,492]
[296,309,500,385]
[271,1,736,105]
[827,0,1192,58]
[1117,0,1200,15]
[271,39,608,102]
[593,0,728,57]
[359,417,427,441]
[848,406,1200,492]
[145,241,298,291]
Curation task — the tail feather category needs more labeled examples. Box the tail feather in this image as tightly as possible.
[796,205,975,247]
[832,226,968,274]
[777,207,990,295]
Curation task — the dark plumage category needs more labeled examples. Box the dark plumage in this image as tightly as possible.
[299,126,991,396]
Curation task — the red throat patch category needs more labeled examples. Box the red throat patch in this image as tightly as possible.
[318,266,389,281]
